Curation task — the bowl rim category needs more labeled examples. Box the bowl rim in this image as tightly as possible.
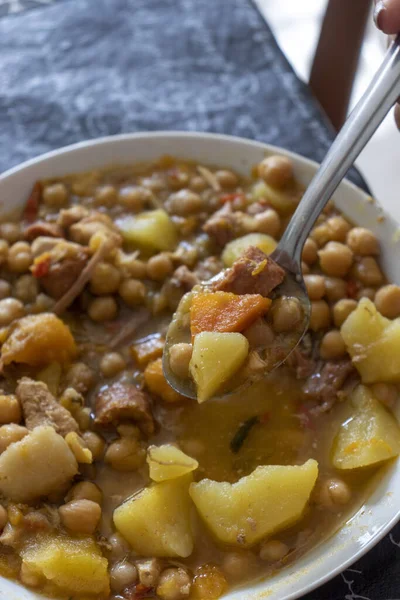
[0,130,399,600]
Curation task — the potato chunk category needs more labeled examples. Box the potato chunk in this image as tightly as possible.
[189,331,249,403]
[222,233,277,267]
[147,444,198,482]
[116,209,177,252]
[21,535,109,596]
[0,426,78,502]
[332,385,400,469]
[189,459,318,546]
[113,474,193,558]
[341,298,400,382]
[1,313,77,367]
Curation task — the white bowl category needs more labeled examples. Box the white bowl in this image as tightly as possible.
[1,131,399,600]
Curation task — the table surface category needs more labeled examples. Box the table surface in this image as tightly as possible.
[0,1,400,599]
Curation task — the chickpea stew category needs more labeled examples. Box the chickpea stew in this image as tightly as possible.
[0,155,398,600]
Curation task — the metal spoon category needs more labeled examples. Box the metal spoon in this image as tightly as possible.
[163,34,400,400]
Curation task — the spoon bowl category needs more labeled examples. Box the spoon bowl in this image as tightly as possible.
[163,253,310,401]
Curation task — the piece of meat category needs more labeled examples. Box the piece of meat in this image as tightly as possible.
[203,204,254,247]
[57,205,90,228]
[39,250,89,299]
[302,359,356,414]
[53,240,111,315]
[16,377,79,436]
[213,246,285,296]
[94,382,154,435]
[37,249,89,299]
[24,221,64,242]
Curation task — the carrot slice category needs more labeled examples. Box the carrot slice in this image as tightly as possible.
[190,291,271,338]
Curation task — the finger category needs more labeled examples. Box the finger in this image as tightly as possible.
[394,103,400,129]
[374,0,400,34]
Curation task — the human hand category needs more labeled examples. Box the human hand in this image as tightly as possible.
[374,0,400,34]
[374,1,400,126]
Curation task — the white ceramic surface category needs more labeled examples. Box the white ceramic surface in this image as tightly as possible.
[0,131,399,600]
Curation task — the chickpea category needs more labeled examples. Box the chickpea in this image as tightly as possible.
[215,170,239,188]
[7,241,32,273]
[243,318,274,347]
[254,208,281,237]
[0,505,7,530]
[346,227,379,255]
[156,567,192,600]
[169,343,193,379]
[319,330,346,360]
[64,362,95,394]
[0,241,9,266]
[0,280,11,300]
[107,532,130,561]
[0,298,24,326]
[110,561,138,593]
[115,250,147,279]
[191,564,227,600]
[315,478,351,509]
[221,552,254,581]
[0,394,21,424]
[311,223,330,247]
[324,277,347,302]
[374,284,400,318]
[119,279,146,307]
[325,216,351,242]
[259,539,289,562]
[13,274,39,303]
[30,292,54,314]
[81,431,106,461]
[271,297,303,333]
[302,238,318,264]
[318,242,353,277]
[100,352,126,378]
[68,481,102,505]
[137,559,163,587]
[301,261,310,275]
[90,262,121,295]
[104,437,146,471]
[352,257,383,286]
[94,184,117,207]
[309,300,331,331]
[88,296,118,322]
[0,424,28,453]
[169,170,190,190]
[189,175,208,192]
[371,382,398,409]
[59,499,101,534]
[304,274,326,301]
[147,253,174,281]
[118,186,153,210]
[0,223,21,244]
[166,189,205,216]
[42,182,68,207]
[258,155,293,188]
[333,298,358,327]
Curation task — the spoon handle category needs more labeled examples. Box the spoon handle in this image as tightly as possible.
[277,33,400,266]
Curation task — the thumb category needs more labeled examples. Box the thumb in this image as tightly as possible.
[374,0,400,34]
